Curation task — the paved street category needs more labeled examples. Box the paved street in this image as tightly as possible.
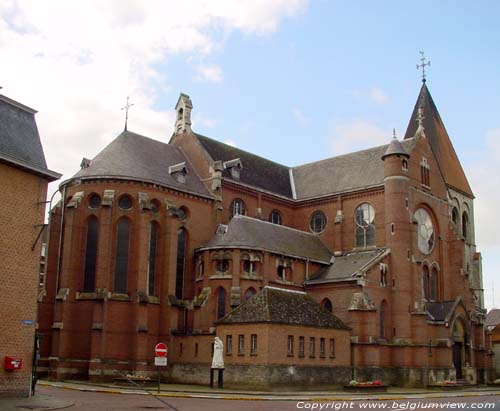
[33,385,499,411]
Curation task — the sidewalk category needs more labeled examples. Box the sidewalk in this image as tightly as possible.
[0,392,74,411]
[38,379,500,401]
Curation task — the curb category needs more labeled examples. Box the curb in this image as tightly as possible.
[38,381,500,402]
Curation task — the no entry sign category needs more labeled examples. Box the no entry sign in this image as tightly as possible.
[155,342,168,358]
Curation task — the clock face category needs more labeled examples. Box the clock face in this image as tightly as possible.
[415,208,435,254]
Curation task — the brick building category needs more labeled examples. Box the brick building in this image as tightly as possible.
[486,309,500,378]
[0,94,60,397]
[38,83,494,387]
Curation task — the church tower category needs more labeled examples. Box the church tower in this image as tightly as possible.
[174,93,193,134]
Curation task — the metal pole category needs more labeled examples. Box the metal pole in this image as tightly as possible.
[157,367,160,394]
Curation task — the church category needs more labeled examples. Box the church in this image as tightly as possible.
[37,80,495,387]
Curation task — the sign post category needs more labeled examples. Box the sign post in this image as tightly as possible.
[154,343,168,394]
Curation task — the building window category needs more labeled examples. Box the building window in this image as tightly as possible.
[420,157,430,187]
[309,337,316,358]
[320,338,326,357]
[216,287,226,320]
[175,228,187,299]
[287,336,294,356]
[216,259,230,274]
[230,198,246,218]
[195,343,199,357]
[269,210,283,225]
[88,194,101,209]
[329,338,335,358]
[380,300,388,339]
[238,335,245,355]
[298,336,305,357]
[114,218,130,293]
[244,287,257,301]
[310,210,327,233]
[177,206,188,221]
[118,195,132,210]
[451,207,459,225]
[198,259,204,278]
[462,211,469,241]
[322,298,333,312]
[150,199,160,213]
[277,264,286,280]
[251,334,257,355]
[402,159,408,171]
[83,216,99,292]
[380,263,388,287]
[226,335,233,355]
[423,265,430,300]
[147,222,159,296]
[243,260,256,275]
[429,268,438,301]
[414,208,435,254]
[355,203,375,248]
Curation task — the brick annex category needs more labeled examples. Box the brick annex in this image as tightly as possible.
[38,82,495,387]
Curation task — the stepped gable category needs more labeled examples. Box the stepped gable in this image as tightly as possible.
[199,215,333,263]
[216,286,350,330]
[73,130,211,198]
[404,82,473,197]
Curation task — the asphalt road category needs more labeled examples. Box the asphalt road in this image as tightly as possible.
[37,385,500,411]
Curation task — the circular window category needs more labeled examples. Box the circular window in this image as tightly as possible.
[177,207,187,220]
[310,210,327,233]
[269,210,283,225]
[118,195,132,210]
[415,208,435,254]
[150,200,160,213]
[88,194,101,209]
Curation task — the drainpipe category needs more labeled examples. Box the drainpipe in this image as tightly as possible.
[55,185,67,293]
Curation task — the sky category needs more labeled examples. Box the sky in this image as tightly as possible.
[1,0,498,310]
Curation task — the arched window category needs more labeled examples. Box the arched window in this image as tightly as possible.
[114,218,130,293]
[322,298,333,312]
[216,287,226,320]
[462,212,469,241]
[429,267,438,302]
[355,203,375,248]
[147,222,159,296]
[451,207,459,225]
[310,210,327,233]
[380,301,388,339]
[150,199,160,213]
[83,216,99,292]
[230,198,246,217]
[422,265,430,300]
[269,210,283,225]
[175,228,187,299]
[415,208,435,254]
[244,287,257,301]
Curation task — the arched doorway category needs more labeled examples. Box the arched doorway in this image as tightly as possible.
[452,318,466,379]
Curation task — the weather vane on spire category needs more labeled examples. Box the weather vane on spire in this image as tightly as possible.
[416,51,431,83]
[121,96,134,131]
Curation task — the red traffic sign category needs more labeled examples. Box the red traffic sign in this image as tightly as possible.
[155,342,168,357]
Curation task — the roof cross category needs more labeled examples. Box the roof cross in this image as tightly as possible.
[416,51,431,82]
[121,96,134,131]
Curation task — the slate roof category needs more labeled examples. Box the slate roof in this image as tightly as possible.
[72,130,211,198]
[307,248,389,284]
[486,309,500,327]
[404,82,473,197]
[0,94,60,180]
[382,137,409,160]
[292,140,415,200]
[199,215,333,263]
[426,300,457,322]
[216,286,350,330]
[194,133,293,198]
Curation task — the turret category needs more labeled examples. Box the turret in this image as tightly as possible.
[174,93,193,134]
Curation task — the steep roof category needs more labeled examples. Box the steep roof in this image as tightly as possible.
[194,133,293,198]
[216,286,350,330]
[404,83,473,197]
[0,94,60,180]
[73,130,211,198]
[199,215,333,263]
[486,309,500,327]
[292,140,415,200]
[307,248,388,284]
[426,300,458,322]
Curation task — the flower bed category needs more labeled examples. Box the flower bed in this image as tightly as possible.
[344,380,387,392]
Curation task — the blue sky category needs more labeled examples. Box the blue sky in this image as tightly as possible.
[1,0,498,309]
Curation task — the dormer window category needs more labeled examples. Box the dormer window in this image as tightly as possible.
[169,162,188,184]
[223,158,243,181]
[230,198,246,218]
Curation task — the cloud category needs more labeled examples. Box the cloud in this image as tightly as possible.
[328,120,389,155]
[0,0,307,199]
[195,64,223,83]
[291,107,310,126]
[193,113,217,128]
[223,139,236,147]
[352,87,390,105]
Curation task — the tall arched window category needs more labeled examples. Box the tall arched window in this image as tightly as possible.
[462,212,469,241]
[451,207,459,225]
[230,198,246,218]
[380,300,388,339]
[175,228,187,299]
[429,267,438,302]
[322,298,333,313]
[114,218,130,293]
[147,222,159,296]
[244,287,257,301]
[422,265,430,300]
[216,287,226,320]
[355,203,375,248]
[83,216,99,292]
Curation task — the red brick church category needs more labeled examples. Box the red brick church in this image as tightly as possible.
[37,81,494,386]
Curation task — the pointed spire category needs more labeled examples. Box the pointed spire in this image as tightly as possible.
[382,129,409,160]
